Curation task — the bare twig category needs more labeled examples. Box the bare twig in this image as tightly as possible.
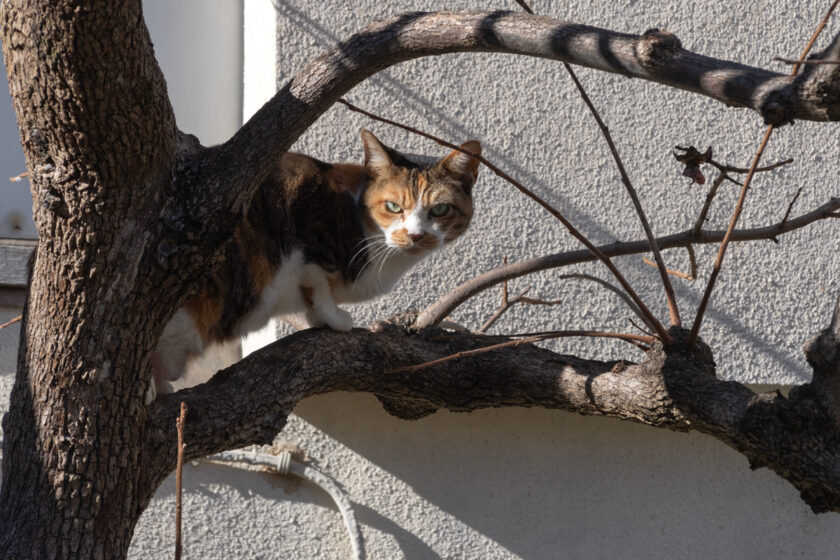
[338,98,672,343]
[415,198,840,328]
[0,315,22,331]
[687,244,697,280]
[175,402,187,560]
[706,156,794,175]
[781,187,804,226]
[688,161,791,235]
[8,171,28,183]
[388,335,550,373]
[688,126,774,344]
[688,2,836,345]
[514,0,535,14]
[389,330,654,374]
[627,317,654,337]
[642,255,696,281]
[477,285,562,334]
[774,56,840,65]
[562,62,681,328]
[789,0,840,75]
[691,172,728,235]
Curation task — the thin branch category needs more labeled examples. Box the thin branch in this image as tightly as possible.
[688,3,836,345]
[387,335,550,374]
[562,62,681,327]
[708,157,794,175]
[642,256,696,281]
[514,0,535,14]
[627,317,654,337]
[175,402,187,560]
[789,0,840,75]
[674,147,793,236]
[339,98,671,343]
[781,187,804,226]
[0,315,22,331]
[477,285,562,334]
[774,57,840,65]
[687,244,697,280]
[388,330,654,374]
[692,172,728,235]
[415,198,840,328]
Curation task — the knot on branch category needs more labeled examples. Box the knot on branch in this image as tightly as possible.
[376,395,438,420]
[374,309,421,332]
[636,29,682,67]
[759,90,795,126]
[658,327,716,375]
[804,297,840,421]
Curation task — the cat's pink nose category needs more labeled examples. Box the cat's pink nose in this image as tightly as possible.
[408,232,425,242]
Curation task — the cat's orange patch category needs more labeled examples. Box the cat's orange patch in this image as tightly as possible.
[186,291,223,344]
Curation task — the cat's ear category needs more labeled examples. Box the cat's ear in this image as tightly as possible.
[361,129,395,175]
[440,141,481,183]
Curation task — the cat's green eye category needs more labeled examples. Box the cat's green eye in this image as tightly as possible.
[385,201,402,213]
[429,203,450,217]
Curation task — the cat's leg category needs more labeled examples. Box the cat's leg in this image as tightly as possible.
[300,265,354,331]
[147,309,204,402]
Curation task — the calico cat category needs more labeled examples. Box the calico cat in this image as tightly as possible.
[149,129,481,398]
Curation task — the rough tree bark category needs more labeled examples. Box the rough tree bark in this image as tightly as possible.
[1,3,840,558]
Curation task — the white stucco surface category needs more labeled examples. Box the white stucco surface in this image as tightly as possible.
[140,2,840,558]
[261,0,840,387]
[129,392,840,559]
[1,1,839,558]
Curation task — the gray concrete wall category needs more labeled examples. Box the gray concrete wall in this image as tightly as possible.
[2,1,840,558]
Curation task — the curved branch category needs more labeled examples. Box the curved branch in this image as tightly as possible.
[180,10,828,243]
[416,198,840,327]
[144,318,840,514]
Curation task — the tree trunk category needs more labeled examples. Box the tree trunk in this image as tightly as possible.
[2,3,840,557]
[0,1,176,556]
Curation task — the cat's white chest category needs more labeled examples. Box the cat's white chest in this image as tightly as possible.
[236,250,308,335]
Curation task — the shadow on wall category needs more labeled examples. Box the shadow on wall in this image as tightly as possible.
[293,392,840,559]
[273,1,813,382]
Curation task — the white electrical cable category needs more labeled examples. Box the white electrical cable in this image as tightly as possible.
[0,436,364,560]
[203,450,365,560]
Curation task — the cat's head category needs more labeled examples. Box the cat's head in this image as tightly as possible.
[360,129,481,254]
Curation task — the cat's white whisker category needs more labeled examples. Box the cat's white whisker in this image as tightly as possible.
[347,235,385,273]
[352,240,389,289]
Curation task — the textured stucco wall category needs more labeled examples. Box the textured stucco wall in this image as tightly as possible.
[1,1,839,558]
[265,0,840,387]
[134,2,840,558]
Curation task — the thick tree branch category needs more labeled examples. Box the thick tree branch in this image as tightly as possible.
[416,198,840,327]
[178,9,835,249]
[145,316,840,514]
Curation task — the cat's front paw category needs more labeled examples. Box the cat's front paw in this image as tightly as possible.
[324,307,354,331]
